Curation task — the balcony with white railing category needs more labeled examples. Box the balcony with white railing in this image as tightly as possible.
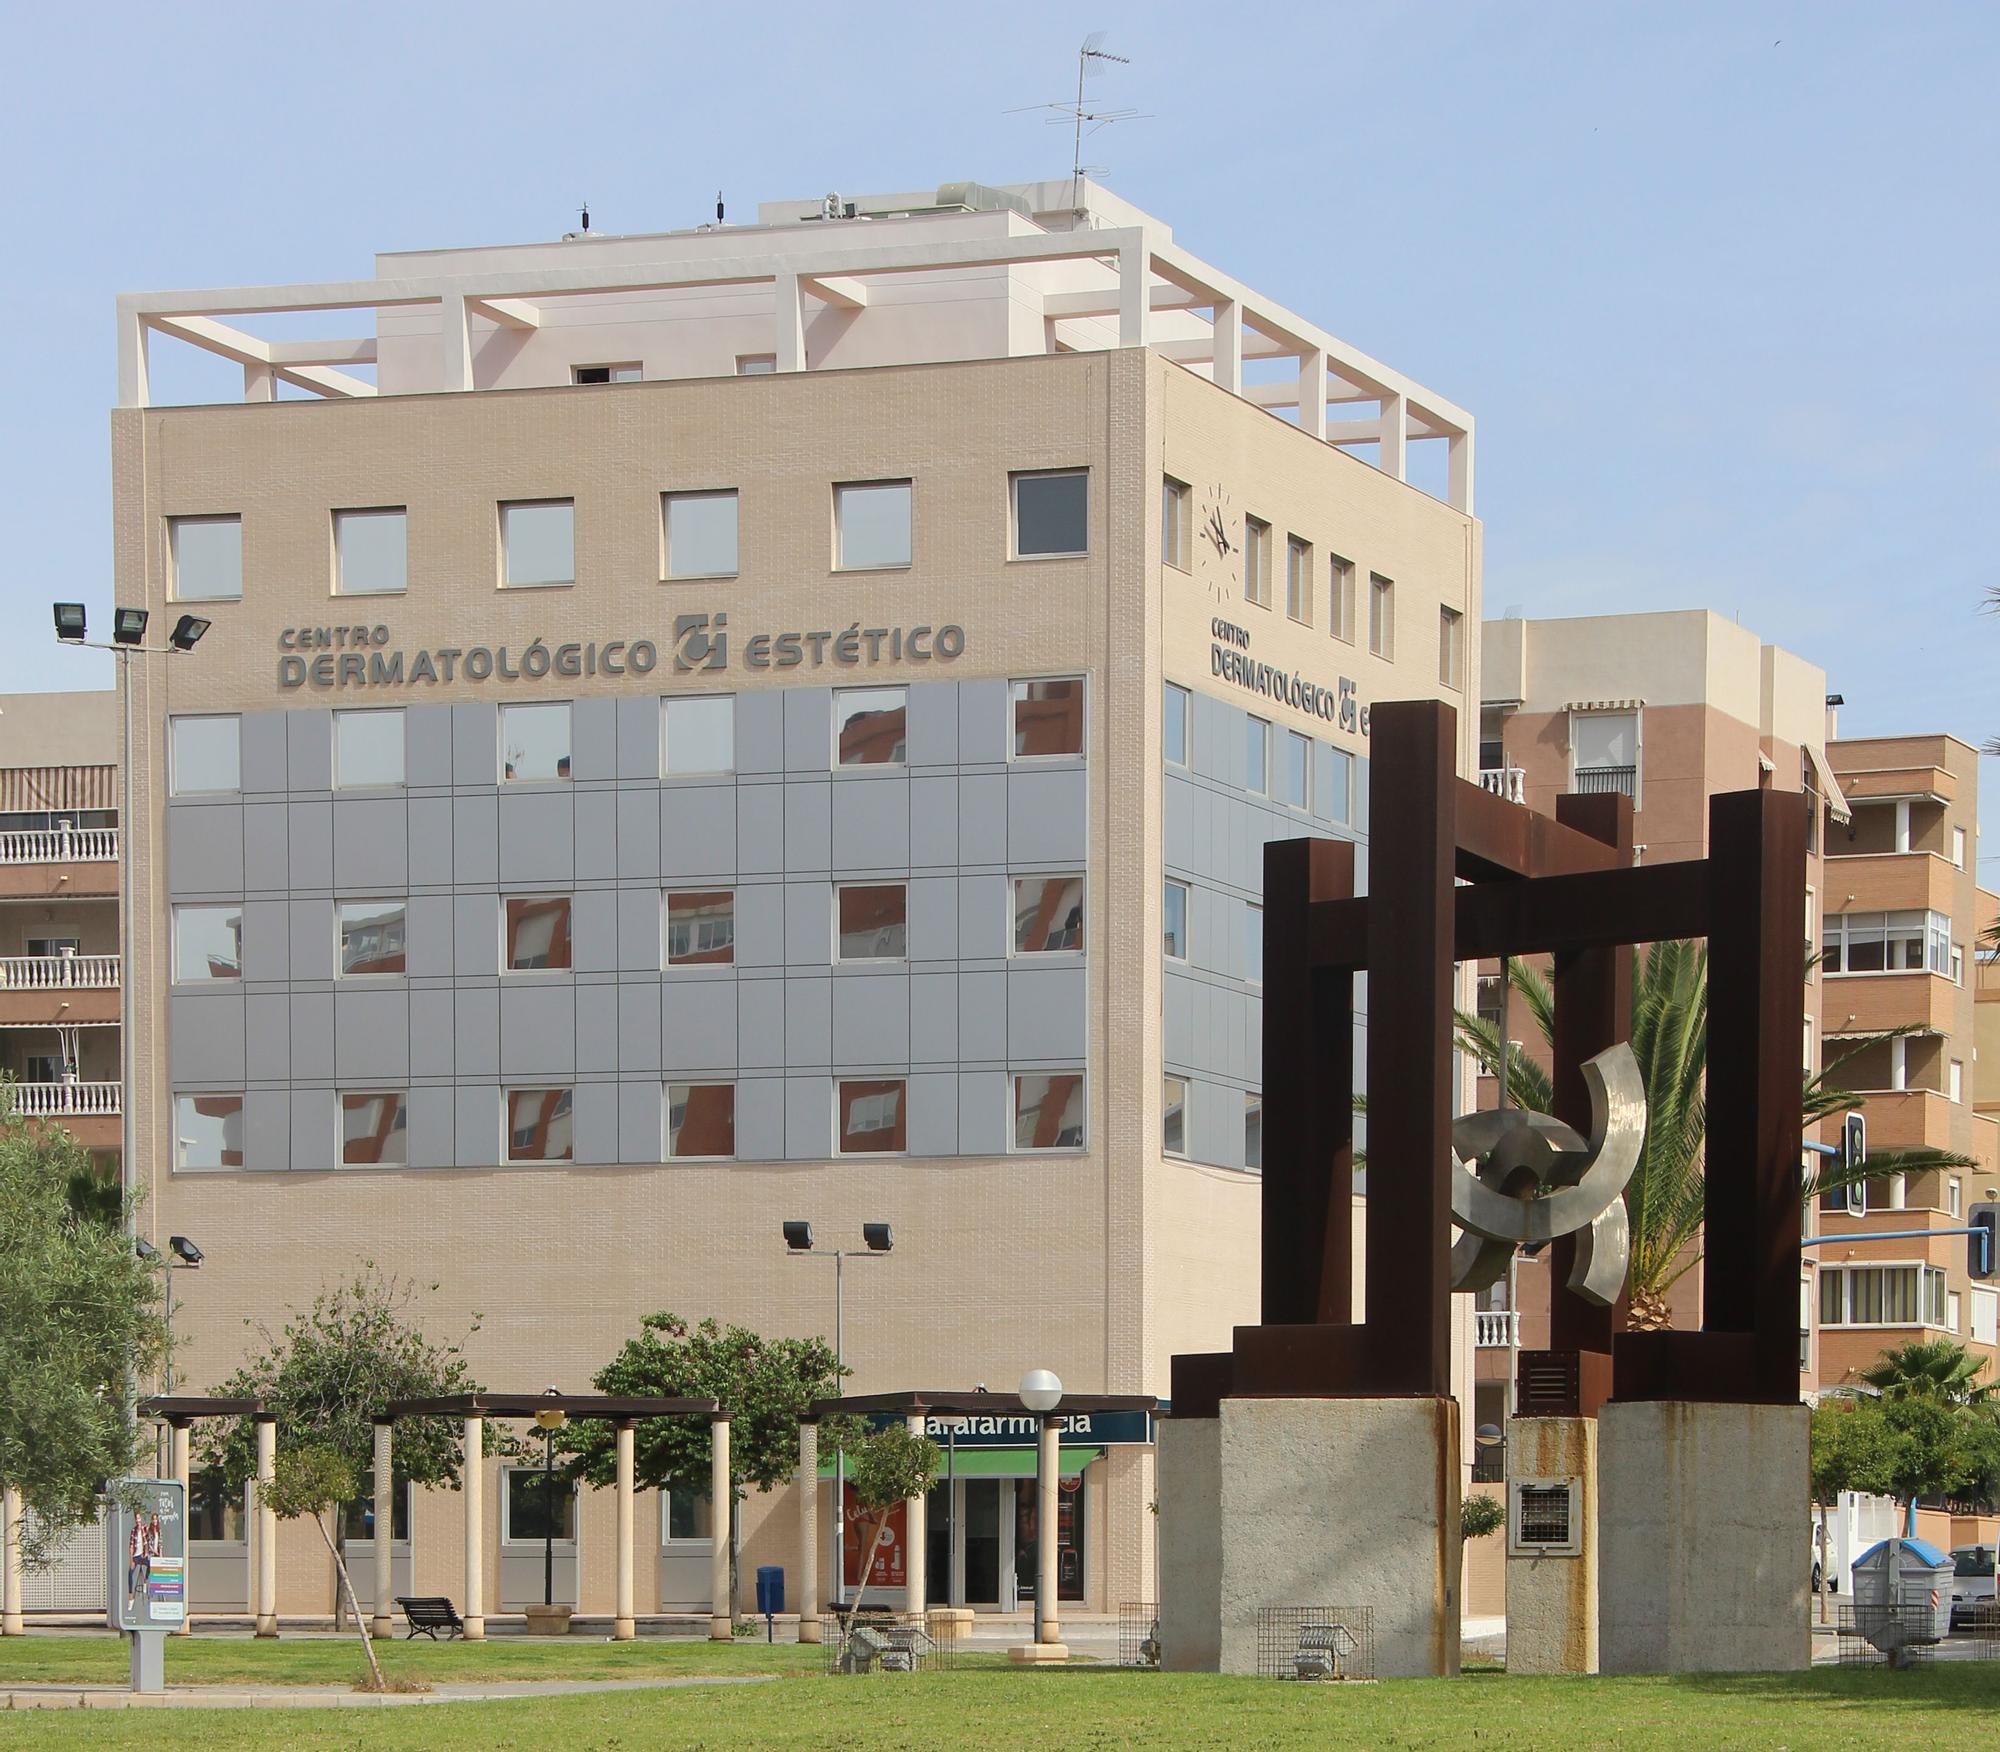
[1475,1309,1521,1348]
[0,954,119,990]
[0,827,119,865]
[8,1080,121,1118]
[1478,766,1527,805]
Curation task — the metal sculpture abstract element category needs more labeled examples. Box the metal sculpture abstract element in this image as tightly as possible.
[1448,1045,1645,1307]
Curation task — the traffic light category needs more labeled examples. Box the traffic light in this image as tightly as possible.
[1842,1112,1866,1174]
[1969,1204,1998,1282]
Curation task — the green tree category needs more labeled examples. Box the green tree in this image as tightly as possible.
[841,1422,941,1616]
[0,1086,164,1566]
[1809,1395,1908,1619]
[1858,1338,1992,1406]
[199,1266,488,1623]
[558,1312,844,1610]
[1879,1396,1978,1535]
[1457,947,1974,1330]
[262,1445,384,1691]
[1460,1494,1504,1541]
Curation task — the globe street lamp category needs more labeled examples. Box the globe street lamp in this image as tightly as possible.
[533,1387,568,1612]
[1019,1369,1063,1645]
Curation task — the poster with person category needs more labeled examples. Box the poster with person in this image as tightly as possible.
[106,1478,187,1632]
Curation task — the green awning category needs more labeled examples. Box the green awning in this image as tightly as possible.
[820,1446,1103,1481]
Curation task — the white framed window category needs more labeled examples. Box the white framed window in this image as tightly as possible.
[1570,709,1638,802]
[339,1091,408,1167]
[1163,1076,1188,1158]
[1164,880,1189,961]
[501,701,571,782]
[505,1088,573,1163]
[1325,745,1353,825]
[836,883,907,961]
[1276,731,1309,809]
[1439,607,1464,690]
[333,709,405,789]
[1948,1290,1963,1334]
[1952,944,1965,986]
[1012,875,1084,954]
[500,499,575,587]
[1014,1072,1086,1151]
[834,480,912,570]
[337,900,408,977]
[1951,1059,1964,1104]
[1953,826,1967,869]
[173,905,242,982]
[836,1079,906,1155]
[661,1488,713,1543]
[1011,469,1088,558]
[833,688,906,766]
[1162,477,1192,571]
[1245,903,1263,986]
[666,891,735,966]
[663,491,739,580]
[1328,555,1355,644]
[573,363,640,384]
[1163,684,1190,766]
[1949,1177,1963,1219]
[503,1467,578,1542]
[1285,535,1313,624]
[1245,717,1269,795]
[1244,1091,1262,1170]
[1009,677,1084,758]
[666,1082,735,1159]
[169,515,243,602]
[1822,909,1952,975]
[175,1094,244,1170]
[505,896,572,971]
[735,354,776,376]
[1243,517,1272,608]
[663,695,735,776]
[1368,573,1394,658]
[1818,1262,1948,1327]
[333,508,407,596]
[170,715,241,795]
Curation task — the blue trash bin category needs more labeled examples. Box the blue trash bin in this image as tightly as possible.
[756,1564,785,1617]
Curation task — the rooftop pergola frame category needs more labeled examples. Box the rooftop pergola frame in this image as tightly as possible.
[118,218,1473,511]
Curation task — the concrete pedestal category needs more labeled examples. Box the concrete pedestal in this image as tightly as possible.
[1504,1417,1597,1674]
[1599,1400,1808,1674]
[522,1603,573,1636]
[1159,1397,1460,1678]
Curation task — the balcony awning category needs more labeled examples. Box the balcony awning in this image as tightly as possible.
[0,765,116,813]
[1806,745,1853,825]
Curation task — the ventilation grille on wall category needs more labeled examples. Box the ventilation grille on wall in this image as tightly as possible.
[1509,1477,1582,1557]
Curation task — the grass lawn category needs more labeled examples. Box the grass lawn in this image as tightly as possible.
[1,1639,1997,1749]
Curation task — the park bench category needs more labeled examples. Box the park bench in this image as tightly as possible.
[395,1595,466,1640]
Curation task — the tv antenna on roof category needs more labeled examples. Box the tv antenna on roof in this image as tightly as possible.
[1007,33,1144,221]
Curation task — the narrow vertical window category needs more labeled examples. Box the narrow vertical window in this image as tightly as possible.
[1245,718,1269,795]
[1285,536,1312,624]
[1163,1077,1188,1157]
[1164,880,1189,961]
[1439,607,1464,689]
[1163,684,1189,766]
[1369,574,1395,659]
[1243,517,1272,608]
[1162,478,1192,571]
[1328,555,1355,643]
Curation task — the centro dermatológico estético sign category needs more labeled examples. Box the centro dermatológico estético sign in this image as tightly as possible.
[1209,617,1369,738]
[276,613,966,691]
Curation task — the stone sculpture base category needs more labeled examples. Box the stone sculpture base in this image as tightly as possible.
[1599,1400,1808,1673]
[1505,1416,1598,1674]
[1159,1397,1461,1678]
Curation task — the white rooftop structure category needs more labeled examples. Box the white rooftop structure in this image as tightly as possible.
[118,178,1473,511]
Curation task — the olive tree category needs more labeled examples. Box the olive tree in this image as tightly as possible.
[263,1445,384,1690]
[841,1422,942,1616]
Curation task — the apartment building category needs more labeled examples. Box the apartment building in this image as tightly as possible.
[1813,733,2000,1391]
[0,691,121,1161]
[105,178,1480,1624]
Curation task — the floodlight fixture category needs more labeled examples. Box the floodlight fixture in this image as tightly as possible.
[783,1219,814,1252]
[113,608,149,646]
[53,602,86,642]
[168,1234,203,1266]
[169,614,212,651]
[862,1221,893,1253]
[135,1238,160,1261]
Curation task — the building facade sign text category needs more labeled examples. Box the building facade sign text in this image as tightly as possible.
[1209,617,1369,738]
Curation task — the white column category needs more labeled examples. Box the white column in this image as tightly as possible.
[242,363,276,403]
[903,1413,927,1621]
[1447,430,1475,516]
[117,309,150,408]
[371,1421,394,1641]
[1211,299,1242,394]
[614,1421,636,1641]
[774,274,806,372]
[1,1483,22,1635]
[709,1418,732,1640]
[253,1417,278,1637]
[1297,347,1327,440]
[797,1422,821,1642]
[170,1423,192,1635]
[1117,242,1150,349]
[1038,1418,1061,1645]
[440,292,474,392]
[461,1415,485,1640]
[1379,391,1409,482]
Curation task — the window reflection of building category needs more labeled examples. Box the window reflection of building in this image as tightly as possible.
[838,1079,905,1154]
[1013,875,1083,954]
[178,1094,245,1168]
[341,1091,409,1166]
[666,892,735,965]
[1015,1072,1085,1149]
[837,884,907,960]
[507,1088,573,1161]
[1010,678,1084,757]
[667,1082,735,1158]
[835,690,907,765]
[506,897,573,970]
[338,902,407,975]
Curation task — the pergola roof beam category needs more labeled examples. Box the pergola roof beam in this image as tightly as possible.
[466,297,541,330]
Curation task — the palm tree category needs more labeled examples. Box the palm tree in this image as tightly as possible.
[1456,943,1975,1332]
[1859,1338,1992,1406]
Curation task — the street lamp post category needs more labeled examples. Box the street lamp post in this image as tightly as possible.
[533,1387,567,1610]
[1019,1369,1063,1646]
[784,1221,891,1608]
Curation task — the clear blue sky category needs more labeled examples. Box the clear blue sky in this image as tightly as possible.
[3,2,1994,854]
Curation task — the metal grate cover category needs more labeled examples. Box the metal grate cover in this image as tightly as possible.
[1118,1600,1162,1668]
[1517,1484,1574,1546]
[1254,1605,1375,1681]
[821,1611,959,1675]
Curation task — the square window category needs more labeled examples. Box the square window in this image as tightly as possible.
[1163,684,1189,766]
[835,480,912,570]
[667,1082,735,1158]
[1163,1076,1187,1157]
[340,1091,408,1166]
[505,896,573,971]
[1010,677,1084,757]
[837,1078,906,1154]
[175,1093,244,1170]
[169,516,242,602]
[1245,903,1263,986]
[1164,880,1189,961]
[662,1488,712,1542]
[333,509,407,596]
[501,701,571,781]
[663,695,735,776]
[1163,477,1192,572]
[663,491,739,579]
[1369,574,1395,659]
[1013,875,1084,954]
[1012,469,1088,558]
[333,709,405,789]
[1286,536,1313,624]
[834,688,906,766]
[1015,1072,1085,1150]
[173,905,242,982]
[338,900,408,976]
[573,363,640,384]
[504,1467,577,1541]
[1243,517,1272,608]
[736,354,777,375]
[666,890,735,965]
[837,883,907,960]
[1246,717,1269,794]
[1277,731,1309,808]
[170,715,241,795]
[1329,556,1355,643]
[1439,606,1464,690]
[1244,1091,1262,1170]
[506,1087,573,1162]
[500,500,575,587]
